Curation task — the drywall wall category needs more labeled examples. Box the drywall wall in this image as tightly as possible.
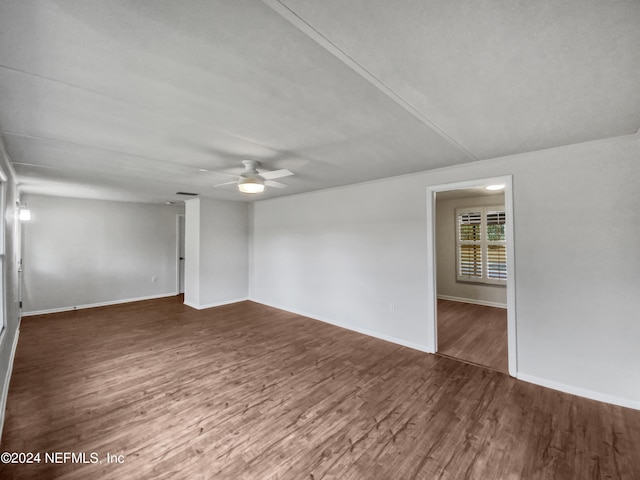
[251,133,640,408]
[0,137,22,437]
[251,181,432,350]
[21,195,184,314]
[184,199,201,307]
[436,193,506,306]
[184,197,249,309]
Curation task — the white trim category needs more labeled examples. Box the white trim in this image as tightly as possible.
[426,188,437,354]
[21,292,178,316]
[517,373,640,411]
[0,327,19,442]
[175,214,185,295]
[251,297,640,410]
[183,297,249,310]
[250,297,432,354]
[504,177,517,377]
[437,295,507,309]
[426,175,517,376]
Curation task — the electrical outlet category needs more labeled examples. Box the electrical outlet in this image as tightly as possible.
[389,303,395,313]
[151,276,157,282]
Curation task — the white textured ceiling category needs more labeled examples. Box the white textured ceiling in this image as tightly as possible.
[1,0,638,203]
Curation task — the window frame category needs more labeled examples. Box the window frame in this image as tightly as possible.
[456,205,507,285]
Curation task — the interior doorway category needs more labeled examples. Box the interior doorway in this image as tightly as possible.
[426,176,516,376]
[436,188,507,372]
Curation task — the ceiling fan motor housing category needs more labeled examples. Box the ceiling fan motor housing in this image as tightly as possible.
[242,159,261,173]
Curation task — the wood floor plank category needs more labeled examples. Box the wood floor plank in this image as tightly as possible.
[437,299,508,373]
[1,296,639,479]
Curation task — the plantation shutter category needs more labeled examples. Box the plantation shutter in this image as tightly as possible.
[457,210,482,280]
[486,210,507,281]
[486,211,506,234]
[456,206,507,284]
[487,245,507,280]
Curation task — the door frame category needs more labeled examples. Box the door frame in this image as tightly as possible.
[426,175,517,376]
[175,213,185,295]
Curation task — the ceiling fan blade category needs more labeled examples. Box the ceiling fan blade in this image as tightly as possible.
[259,169,294,180]
[13,162,60,170]
[207,170,239,179]
[264,180,287,189]
[214,180,238,188]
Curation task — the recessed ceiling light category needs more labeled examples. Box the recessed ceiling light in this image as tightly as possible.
[198,168,208,172]
[486,184,505,191]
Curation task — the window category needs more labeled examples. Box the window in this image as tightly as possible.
[456,206,506,284]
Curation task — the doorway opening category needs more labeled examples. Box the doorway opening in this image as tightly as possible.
[426,176,516,376]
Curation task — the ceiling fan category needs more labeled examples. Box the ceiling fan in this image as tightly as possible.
[214,160,294,194]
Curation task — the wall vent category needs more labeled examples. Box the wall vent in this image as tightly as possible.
[176,192,199,196]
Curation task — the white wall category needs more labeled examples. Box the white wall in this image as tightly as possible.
[21,195,184,314]
[250,133,640,408]
[251,180,437,351]
[184,199,201,307]
[184,197,249,309]
[436,193,507,306]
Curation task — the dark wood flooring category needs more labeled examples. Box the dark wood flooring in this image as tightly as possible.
[1,296,639,479]
[437,299,508,373]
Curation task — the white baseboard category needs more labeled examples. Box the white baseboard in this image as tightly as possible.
[21,292,179,317]
[184,297,249,310]
[250,297,431,354]
[517,372,640,411]
[0,327,20,443]
[437,294,507,309]
[250,298,639,411]
[26,294,635,411]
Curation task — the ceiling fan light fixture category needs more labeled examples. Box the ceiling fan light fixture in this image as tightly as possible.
[237,175,265,194]
[214,159,293,193]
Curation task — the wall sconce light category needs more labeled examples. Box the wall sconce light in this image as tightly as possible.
[17,202,31,221]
